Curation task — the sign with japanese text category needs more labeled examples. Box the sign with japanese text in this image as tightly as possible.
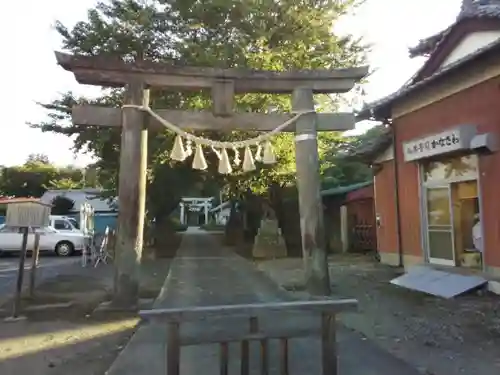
[403,126,477,162]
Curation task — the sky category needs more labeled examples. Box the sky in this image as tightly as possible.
[2,0,462,167]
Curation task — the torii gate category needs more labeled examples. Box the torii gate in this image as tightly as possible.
[55,52,368,307]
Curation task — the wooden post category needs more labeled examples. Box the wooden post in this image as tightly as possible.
[12,227,29,318]
[321,313,337,375]
[212,79,234,116]
[292,88,331,295]
[113,81,149,308]
[241,316,258,375]
[167,321,181,375]
[219,342,229,375]
[340,205,349,253]
[28,232,41,298]
[180,203,185,225]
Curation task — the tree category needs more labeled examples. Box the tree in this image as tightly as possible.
[48,177,83,190]
[0,155,100,198]
[0,159,59,198]
[32,0,369,224]
[320,125,388,188]
[25,153,50,166]
[51,195,75,215]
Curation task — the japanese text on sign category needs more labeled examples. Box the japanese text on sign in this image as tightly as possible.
[406,133,460,155]
[402,129,466,162]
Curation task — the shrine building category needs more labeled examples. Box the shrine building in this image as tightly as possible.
[358,0,500,294]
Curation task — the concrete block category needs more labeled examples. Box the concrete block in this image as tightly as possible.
[487,280,500,295]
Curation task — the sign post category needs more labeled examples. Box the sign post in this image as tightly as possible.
[3,198,51,321]
[28,232,41,299]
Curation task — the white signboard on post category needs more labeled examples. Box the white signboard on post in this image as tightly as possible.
[5,199,51,228]
[403,125,477,162]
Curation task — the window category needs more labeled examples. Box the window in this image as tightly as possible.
[426,187,455,263]
[54,220,71,230]
[422,155,478,183]
[68,218,80,229]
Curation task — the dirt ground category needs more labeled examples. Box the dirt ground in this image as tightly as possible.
[0,257,171,375]
[257,254,500,375]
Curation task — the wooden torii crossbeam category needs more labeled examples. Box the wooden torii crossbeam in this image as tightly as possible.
[55,51,368,306]
[55,52,366,92]
[72,106,356,132]
[56,51,365,132]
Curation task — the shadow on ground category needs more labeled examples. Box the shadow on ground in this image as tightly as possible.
[0,256,172,375]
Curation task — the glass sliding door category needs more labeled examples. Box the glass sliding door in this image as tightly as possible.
[426,186,455,266]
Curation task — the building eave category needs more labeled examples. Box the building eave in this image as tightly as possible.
[320,181,373,198]
[357,38,500,122]
[409,29,449,58]
[408,2,500,58]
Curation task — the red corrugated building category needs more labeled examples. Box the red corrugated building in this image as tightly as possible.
[322,182,377,253]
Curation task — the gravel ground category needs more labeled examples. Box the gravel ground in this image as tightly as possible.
[0,257,172,375]
[0,318,137,375]
[0,256,80,308]
[257,254,500,375]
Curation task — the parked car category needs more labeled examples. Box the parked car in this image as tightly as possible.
[48,215,80,232]
[0,224,87,256]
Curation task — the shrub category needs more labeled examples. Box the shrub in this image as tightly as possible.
[51,195,75,215]
[200,222,225,231]
[169,217,188,232]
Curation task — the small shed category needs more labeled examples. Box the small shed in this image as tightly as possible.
[0,198,52,319]
[321,181,376,253]
[344,183,375,228]
[1,198,51,228]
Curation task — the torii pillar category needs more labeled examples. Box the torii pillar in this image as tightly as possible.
[293,88,329,294]
[114,82,149,308]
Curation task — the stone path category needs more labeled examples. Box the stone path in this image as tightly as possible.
[107,232,420,375]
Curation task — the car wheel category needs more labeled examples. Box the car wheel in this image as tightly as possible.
[55,241,75,257]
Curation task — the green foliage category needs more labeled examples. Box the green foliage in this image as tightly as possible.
[0,154,100,198]
[51,195,76,215]
[32,0,369,221]
[320,125,387,188]
[200,222,226,231]
[168,217,188,232]
[25,153,50,166]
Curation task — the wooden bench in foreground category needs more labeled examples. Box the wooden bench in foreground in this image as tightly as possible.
[139,299,358,375]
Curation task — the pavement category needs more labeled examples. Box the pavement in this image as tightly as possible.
[0,255,80,306]
[106,228,421,375]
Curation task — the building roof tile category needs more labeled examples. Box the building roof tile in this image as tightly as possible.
[409,0,500,58]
